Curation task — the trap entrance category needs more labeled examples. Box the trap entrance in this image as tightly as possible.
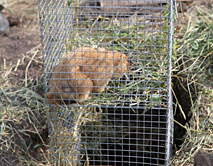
[38,0,174,165]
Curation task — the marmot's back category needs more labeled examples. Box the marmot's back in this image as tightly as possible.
[46,47,131,104]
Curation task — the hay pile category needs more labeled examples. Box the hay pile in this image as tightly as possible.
[170,1,213,165]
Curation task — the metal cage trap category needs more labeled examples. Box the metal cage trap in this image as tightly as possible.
[38,0,174,165]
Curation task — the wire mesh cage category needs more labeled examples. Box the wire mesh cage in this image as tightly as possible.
[38,0,174,165]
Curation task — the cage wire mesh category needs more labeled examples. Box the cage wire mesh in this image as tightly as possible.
[38,0,174,165]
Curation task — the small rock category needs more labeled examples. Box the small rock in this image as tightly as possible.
[194,149,213,166]
[0,4,9,34]
[0,12,9,34]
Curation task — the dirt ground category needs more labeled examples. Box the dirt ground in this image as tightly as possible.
[0,0,42,87]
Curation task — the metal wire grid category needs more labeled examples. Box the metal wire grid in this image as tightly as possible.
[37,0,174,165]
